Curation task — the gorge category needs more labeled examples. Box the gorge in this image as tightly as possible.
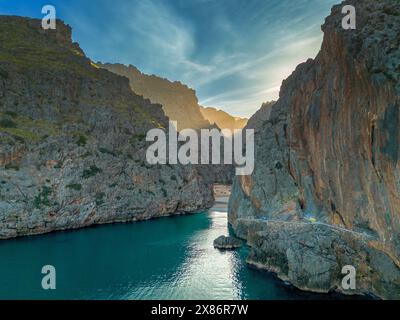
[0,0,399,301]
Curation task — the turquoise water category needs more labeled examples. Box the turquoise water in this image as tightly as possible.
[0,197,342,300]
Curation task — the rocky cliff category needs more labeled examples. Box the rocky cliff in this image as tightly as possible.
[99,63,234,184]
[228,0,400,299]
[0,16,214,239]
[98,63,211,131]
[245,101,275,130]
[200,106,247,133]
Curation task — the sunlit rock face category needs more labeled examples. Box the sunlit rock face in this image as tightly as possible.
[200,107,248,133]
[229,0,400,299]
[98,63,211,131]
[0,16,214,239]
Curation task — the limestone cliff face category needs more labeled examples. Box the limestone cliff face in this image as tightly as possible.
[98,63,211,131]
[245,101,275,130]
[0,16,214,239]
[229,0,400,299]
[200,106,247,132]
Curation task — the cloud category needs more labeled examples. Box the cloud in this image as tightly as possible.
[46,0,337,118]
[194,34,322,87]
[115,0,200,76]
[196,34,323,117]
[200,84,281,118]
[126,0,193,60]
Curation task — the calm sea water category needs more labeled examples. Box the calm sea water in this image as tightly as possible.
[0,197,347,300]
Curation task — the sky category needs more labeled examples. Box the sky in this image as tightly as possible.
[0,0,338,118]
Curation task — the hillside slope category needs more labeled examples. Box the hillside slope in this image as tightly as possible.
[200,106,247,132]
[228,0,400,299]
[98,63,211,131]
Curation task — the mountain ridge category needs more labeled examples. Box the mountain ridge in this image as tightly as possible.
[98,62,212,131]
[200,106,248,132]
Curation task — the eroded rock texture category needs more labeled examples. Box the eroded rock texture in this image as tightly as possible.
[0,16,214,239]
[229,0,400,299]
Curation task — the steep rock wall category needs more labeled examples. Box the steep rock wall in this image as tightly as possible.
[0,16,214,239]
[229,0,400,299]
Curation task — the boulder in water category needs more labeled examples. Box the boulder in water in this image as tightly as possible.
[213,235,242,250]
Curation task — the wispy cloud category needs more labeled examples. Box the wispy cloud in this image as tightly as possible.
[201,84,281,116]
[125,1,193,63]
[6,0,338,118]
[195,34,323,117]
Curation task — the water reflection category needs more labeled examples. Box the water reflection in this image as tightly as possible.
[0,197,358,300]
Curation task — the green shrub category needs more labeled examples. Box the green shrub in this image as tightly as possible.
[0,68,9,79]
[275,162,283,170]
[54,162,62,169]
[129,134,147,145]
[66,183,82,191]
[82,165,101,179]
[0,117,17,128]
[76,135,87,146]
[99,147,116,156]
[383,6,400,16]
[81,151,92,158]
[4,111,18,118]
[5,163,19,171]
[34,186,52,208]
[95,192,105,205]
[13,135,25,144]
[0,136,15,146]
[136,134,146,140]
